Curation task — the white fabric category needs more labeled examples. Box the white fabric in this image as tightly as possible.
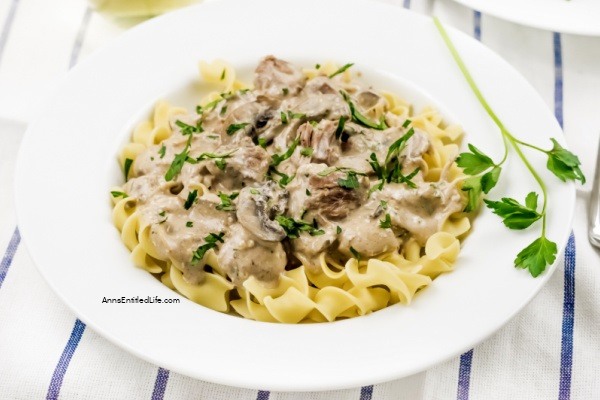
[0,0,598,398]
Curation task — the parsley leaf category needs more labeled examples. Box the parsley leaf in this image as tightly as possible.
[124,158,133,181]
[184,190,198,210]
[546,139,585,184]
[271,137,300,167]
[336,226,342,234]
[196,149,236,171]
[386,128,415,163]
[226,122,249,135]
[461,175,482,213]
[280,111,288,124]
[481,166,502,194]
[216,192,239,211]
[379,214,392,229]
[329,63,354,78]
[349,246,361,261]
[258,137,268,148]
[300,147,313,157]
[158,144,166,159]
[456,144,496,175]
[275,216,324,239]
[191,232,225,265]
[338,170,360,189]
[111,191,128,198]
[484,192,542,229]
[220,68,226,81]
[335,116,348,140]
[164,148,189,181]
[341,90,387,130]
[282,87,289,95]
[269,168,295,187]
[186,221,193,227]
[514,236,557,277]
[176,119,202,135]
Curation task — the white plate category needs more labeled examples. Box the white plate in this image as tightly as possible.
[450,0,600,36]
[15,0,575,391]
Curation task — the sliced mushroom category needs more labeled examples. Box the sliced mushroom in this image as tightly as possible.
[236,181,289,241]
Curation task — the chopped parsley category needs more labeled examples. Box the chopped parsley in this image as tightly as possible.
[329,63,354,78]
[280,111,289,124]
[341,90,387,130]
[164,148,189,181]
[335,116,348,140]
[269,168,295,187]
[184,189,198,210]
[124,158,133,181]
[288,111,306,120]
[275,216,324,239]
[158,210,167,224]
[186,221,193,228]
[379,214,392,229]
[349,246,361,261]
[158,144,166,158]
[176,119,203,135]
[315,63,321,69]
[300,147,313,157]
[220,68,226,81]
[257,137,268,148]
[111,191,128,198]
[216,192,239,211]
[191,232,225,265]
[282,87,289,95]
[271,137,300,167]
[337,170,360,189]
[402,119,412,128]
[220,105,228,116]
[226,122,249,136]
[196,149,237,171]
[336,226,342,234]
[305,189,311,196]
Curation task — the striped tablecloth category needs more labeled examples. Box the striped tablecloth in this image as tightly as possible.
[1,0,599,398]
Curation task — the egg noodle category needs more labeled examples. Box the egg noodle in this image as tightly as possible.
[111,58,470,323]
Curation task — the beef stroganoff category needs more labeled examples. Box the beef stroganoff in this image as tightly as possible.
[111,56,471,323]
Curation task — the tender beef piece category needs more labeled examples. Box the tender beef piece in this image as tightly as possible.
[202,137,270,190]
[306,169,366,220]
[298,120,340,164]
[254,55,306,98]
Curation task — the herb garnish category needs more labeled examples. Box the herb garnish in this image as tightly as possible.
[271,137,300,167]
[337,170,360,189]
[306,189,311,196]
[434,18,585,277]
[158,144,166,158]
[379,214,392,229]
[164,148,189,181]
[184,190,198,210]
[280,111,288,124]
[226,122,249,136]
[220,68,226,81]
[257,137,268,148]
[336,226,342,234]
[335,116,348,140]
[300,147,313,157]
[349,246,361,261]
[111,191,128,198]
[216,192,239,211]
[315,63,321,69]
[124,158,133,181]
[186,221,193,228]
[191,232,225,265]
[275,216,325,239]
[269,169,295,187]
[282,87,289,96]
[176,119,203,135]
[341,91,387,130]
[196,149,237,171]
[329,63,354,78]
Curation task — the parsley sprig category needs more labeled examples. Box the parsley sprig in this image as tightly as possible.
[275,216,325,239]
[191,232,224,265]
[435,18,584,277]
[329,63,354,78]
[368,127,420,193]
[340,91,387,130]
[216,192,239,211]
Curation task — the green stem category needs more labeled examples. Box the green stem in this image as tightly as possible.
[511,138,548,154]
[434,17,548,235]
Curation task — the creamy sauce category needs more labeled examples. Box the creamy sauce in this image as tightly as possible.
[123,56,463,286]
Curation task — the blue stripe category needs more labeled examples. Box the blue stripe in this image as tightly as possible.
[558,233,576,399]
[0,227,20,290]
[456,349,474,400]
[0,0,20,65]
[69,7,92,69]
[473,11,482,41]
[46,319,86,400]
[151,367,170,400]
[360,385,373,400]
[256,390,270,400]
[553,32,564,129]
[403,0,411,9]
